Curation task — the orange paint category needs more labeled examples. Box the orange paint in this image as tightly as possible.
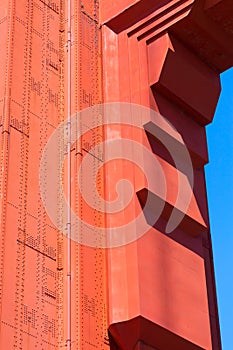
[0,0,232,349]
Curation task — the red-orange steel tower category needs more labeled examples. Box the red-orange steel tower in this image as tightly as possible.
[0,0,232,349]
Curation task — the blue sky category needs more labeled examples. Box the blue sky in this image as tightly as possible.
[206,67,233,350]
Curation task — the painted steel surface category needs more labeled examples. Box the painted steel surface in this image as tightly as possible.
[0,0,232,349]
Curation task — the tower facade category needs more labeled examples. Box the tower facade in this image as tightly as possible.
[0,0,232,349]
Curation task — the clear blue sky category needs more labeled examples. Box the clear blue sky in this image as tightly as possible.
[206,67,233,350]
